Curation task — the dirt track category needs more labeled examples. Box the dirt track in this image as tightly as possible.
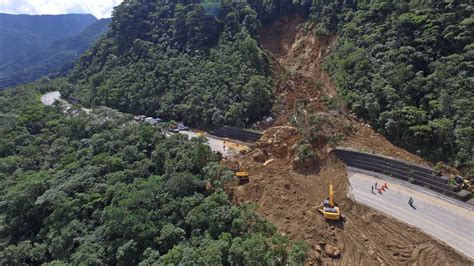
[228,15,473,265]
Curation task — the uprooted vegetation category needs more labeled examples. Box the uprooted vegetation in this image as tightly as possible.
[227,15,472,264]
[1,0,471,264]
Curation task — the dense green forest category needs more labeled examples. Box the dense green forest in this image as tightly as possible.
[319,1,473,174]
[0,0,472,263]
[68,0,273,128]
[0,83,308,264]
[63,0,472,172]
[0,19,111,89]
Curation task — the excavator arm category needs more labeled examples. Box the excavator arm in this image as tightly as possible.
[329,183,335,208]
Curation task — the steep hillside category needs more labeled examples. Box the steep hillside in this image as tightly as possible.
[0,0,470,264]
[67,0,272,129]
[325,2,473,174]
[59,1,472,174]
[0,18,111,89]
[0,13,97,67]
[0,82,308,265]
[229,16,471,264]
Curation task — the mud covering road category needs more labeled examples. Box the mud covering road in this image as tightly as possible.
[230,131,472,265]
[179,130,242,157]
[228,15,473,264]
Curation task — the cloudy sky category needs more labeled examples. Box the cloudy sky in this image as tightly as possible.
[0,0,124,19]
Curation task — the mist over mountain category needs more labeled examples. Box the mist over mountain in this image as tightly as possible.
[0,13,97,67]
[0,18,111,88]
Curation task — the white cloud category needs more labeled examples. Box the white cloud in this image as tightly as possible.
[0,0,124,18]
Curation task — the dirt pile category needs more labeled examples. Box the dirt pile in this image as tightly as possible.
[259,14,427,165]
[227,15,472,264]
[258,126,298,158]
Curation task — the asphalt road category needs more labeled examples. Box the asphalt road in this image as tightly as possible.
[179,130,240,157]
[348,171,474,259]
[41,91,91,113]
[41,92,243,158]
[41,93,472,258]
[40,91,61,106]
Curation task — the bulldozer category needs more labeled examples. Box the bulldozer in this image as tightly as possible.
[318,182,341,221]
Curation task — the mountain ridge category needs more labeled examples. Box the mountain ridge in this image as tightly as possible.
[0,13,97,67]
[0,17,110,89]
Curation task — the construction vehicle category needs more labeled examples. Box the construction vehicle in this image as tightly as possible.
[223,138,250,154]
[318,182,341,221]
[454,176,473,192]
[196,130,205,137]
[234,161,249,185]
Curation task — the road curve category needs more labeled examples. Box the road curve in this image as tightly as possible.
[40,91,61,106]
[348,171,474,260]
[41,91,91,113]
[40,93,243,158]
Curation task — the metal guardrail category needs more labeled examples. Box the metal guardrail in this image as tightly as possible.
[347,167,474,210]
[209,126,262,143]
[334,148,473,204]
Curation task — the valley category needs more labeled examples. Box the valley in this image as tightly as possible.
[1,1,472,264]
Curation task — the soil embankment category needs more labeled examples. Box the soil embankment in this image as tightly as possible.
[228,15,472,264]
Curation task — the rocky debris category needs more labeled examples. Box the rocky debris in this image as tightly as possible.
[273,143,289,158]
[315,244,322,252]
[263,158,274,166]
[228,15,471,266]
[313,251,321,262]
[292,154,320,173]
[324,244,341,258]
[256,126,300,158]
[260,126,298,145]
[361,234,368,241]
[253,148,269,163]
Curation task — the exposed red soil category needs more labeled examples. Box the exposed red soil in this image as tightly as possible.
[227,15,472,265]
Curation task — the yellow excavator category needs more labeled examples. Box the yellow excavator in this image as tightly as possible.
[223,138,250,154]
[235,161,249,185]
[196,130,205,137]
[318,182,341,221]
